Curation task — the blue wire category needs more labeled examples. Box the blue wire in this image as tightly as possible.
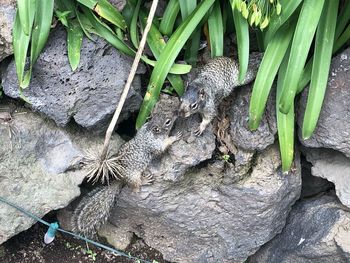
[0,196,151,263]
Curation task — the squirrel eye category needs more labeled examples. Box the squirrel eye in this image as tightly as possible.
[164,119,172,126]
[153,127,161,133]
[191,102,198,110]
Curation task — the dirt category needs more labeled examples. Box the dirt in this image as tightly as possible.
[0,219,169,263]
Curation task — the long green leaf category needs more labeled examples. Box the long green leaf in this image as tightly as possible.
[76,8,95,40]
[208,0,223,57]
[17,0,36,36]
[302,0,339,139]
[121,0,134,28]
[130,0,141,48]
[95,0,127,30]
[21,0,54,88]
[159,0,180,36]
[13,10,31,87]
[81,6,134,56]
[249,20,295,130]
[335,0,350,40]
[30,0,54,64]
[231,3,249,83]
[139,10,184,95]
[263,0,303,47]
[179,0,197,20]
[136,0,215,128]
[298,2,346,94]
[79,6,191,75]
[333,23,350,53]
[277,46,294,173]
[67,20,84,71]
[279,0,325,114]
[179,0,200,66]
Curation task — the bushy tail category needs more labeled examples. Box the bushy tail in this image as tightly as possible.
[239,52,264,86]
[71,182,122,237]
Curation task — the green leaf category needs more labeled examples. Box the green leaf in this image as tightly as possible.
[136,0,215,128]
[279,0,325,114]
[249,20,295,130]
[263,0,303,47]
[76,8,95,40]
[277,47,294,173]
[335,0,350,40]
[208,0,224,57]
[13,10,31,87]
[179,0,200,65]
[81,6,134,56]
[79,6,191,75]
[77,0,97,10]
[94,0,127,31]
[159,0,180,36]
[139,9,185,95]
[55,10,72,27]
[30,0,54,64]
[21,0,54,89]
[179,0,197,20]
[302,0,339,139]
[17,0,36,36]
[67,20,84,71]
[130,0,141,48]
[333,23,350,53]
[230,2,249,83]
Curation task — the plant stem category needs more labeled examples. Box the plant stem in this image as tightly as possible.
[100,0,159,161]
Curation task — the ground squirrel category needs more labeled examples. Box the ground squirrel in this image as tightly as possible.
[179,54,263,135]
[71,96,181,236]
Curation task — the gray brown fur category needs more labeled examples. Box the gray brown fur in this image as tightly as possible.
[112,95,181,190]
[179,54,263,135]
[71,182,122,237]
[71,96,181,236]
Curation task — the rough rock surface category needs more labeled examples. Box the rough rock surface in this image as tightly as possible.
[147,114,216,181]
[2,26,145,132]
[109,144,301,262]
[298,48,350,157]
[0,101,123,244]
[229,85,277,151]
[303,147,350,209]
[249,195,350,263]
[0,0,16,61]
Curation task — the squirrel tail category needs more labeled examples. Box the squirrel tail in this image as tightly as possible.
[71,181,123,237]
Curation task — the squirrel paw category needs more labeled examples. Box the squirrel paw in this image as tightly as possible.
[194,127,204,136]
[142,172,154,185]
[175,131,183,141]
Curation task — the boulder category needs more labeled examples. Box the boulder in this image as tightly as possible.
[303,147,350,209]
[108,144,301,262]
[2,26,145,132]
[0,0,16,62]
[249,195,350,263]
[298,48,350,157]
[0,101,123,244]
[229,85,277,151]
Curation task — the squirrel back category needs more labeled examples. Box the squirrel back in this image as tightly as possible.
[179,53,263,120]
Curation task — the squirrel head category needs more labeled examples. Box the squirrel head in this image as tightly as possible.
[179,82,206,118]
[147,110,178,136]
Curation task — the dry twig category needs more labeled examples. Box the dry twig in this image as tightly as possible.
[84,0,159,183]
